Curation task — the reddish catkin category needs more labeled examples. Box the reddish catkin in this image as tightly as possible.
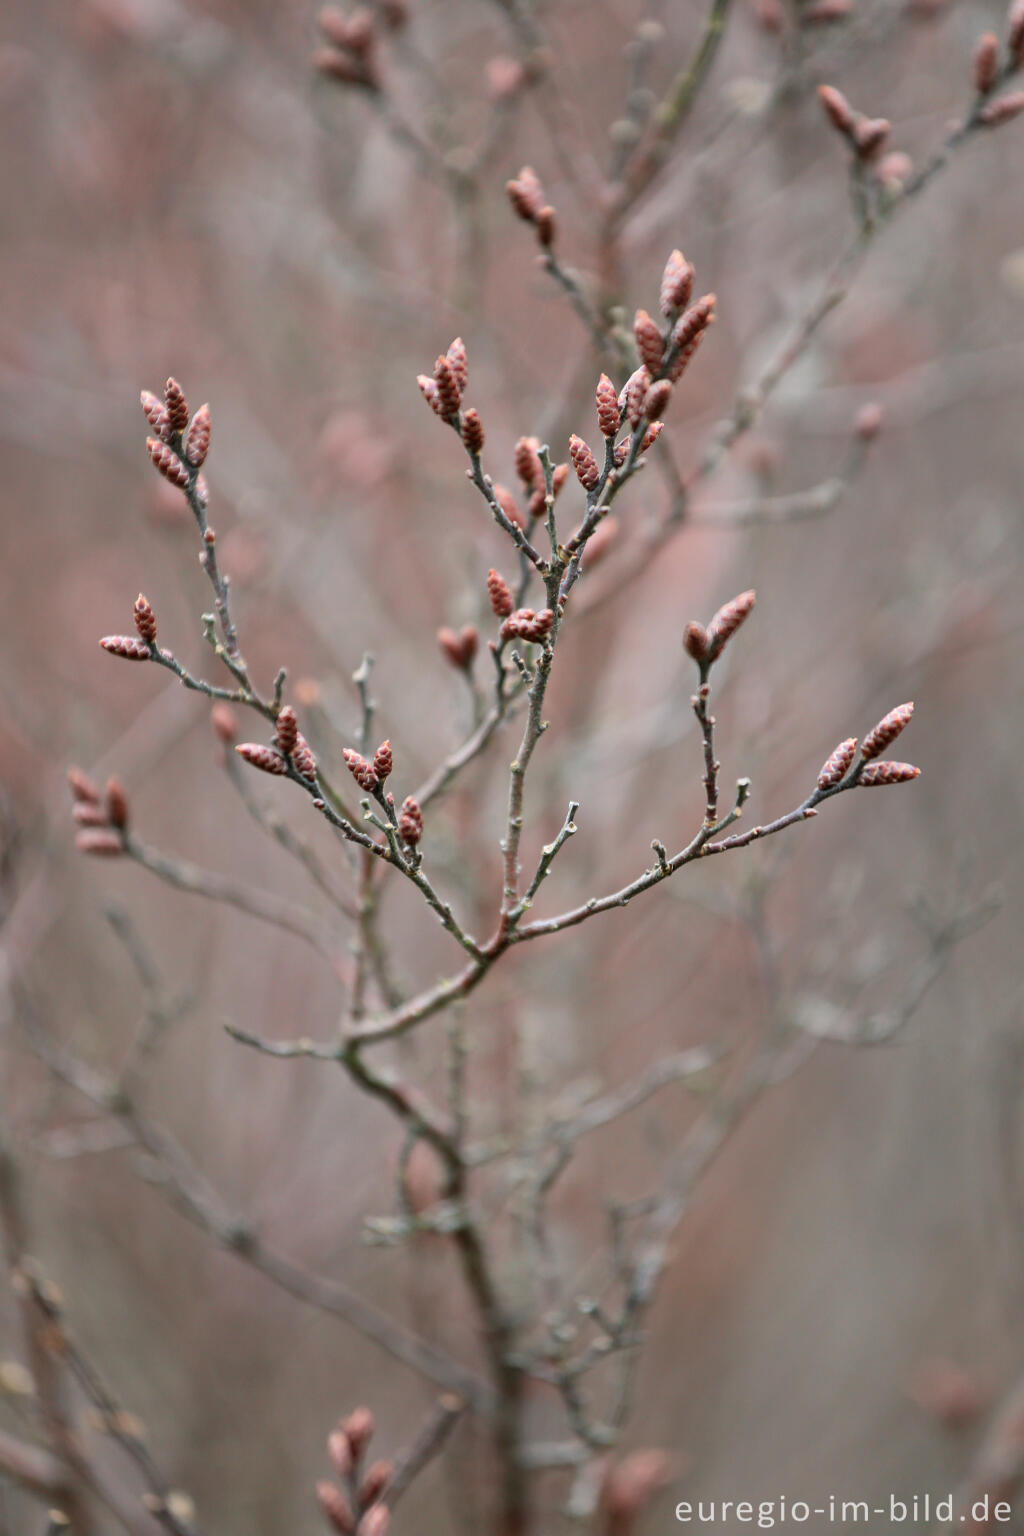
[432,354,461,418]
[707,589,756,655]
[292,736,318,783]
[163,377,190,434]
[416,375,440,414]
[184,404,211,467]
[817,737,858,789]
[438,626,477,669]
[624,366,650,428]
[858,760,921,786]
[140,389,169,438]
[343,749,379,793]
[506,165,544,222]
[818,83,857,136]
[211,703,237,743]
[669,295,715,377]
[633,308,664,374]
[275,706,299,756]
[640,421,664,452]
[487,568,514,618]
[372,740,393,782]
[317,1481,356,1535]
[327,1429,352,1480]
[569,434,600,492]
[358,1460,393,1507]
[853,117,891,161]
[446,336,468,393]
[493,483,525,529]
[76,830,124,857]
[73,803,109,827]
[595,373,621,438]
[1009,0,1024,63]
[100,635,152,661]
[68,767,101,805]
[660,248,694,318]
[133,593,156,643]
[399,796,423,847]
[342,1409,375,1458]
[513,436,544,489]
[146,438,190,489]
[357,1507,390,1536]
[460,408,484,454]
[534,205,556,247]
[683,621,710,664]
[979,91,1024,124]
[105,777,129,830]
[644,379,673,422]
[974,32,1001,93]
[236,743,288,775]
[861,701,914,760]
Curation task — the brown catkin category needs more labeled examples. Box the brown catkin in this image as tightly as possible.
[140,390,169,438]
[633,309,664,374]
[100,635,152,661]
[707,590,756,655]
[461,408,484,454]
[184,404,211,467]
[432,354,461,418]
[817,737,858,789]
[146,438,190,489]
[133,594,157,643]
[569,434,600,492]
[644,379,673,422]
[163,378,190,434]
[446,336,468,392]
[399,796,423,846]
[275,706,299,756]
[660,249,694,318]
[857,760,921,786]
[235,743,288,775]
[343,749,379,793]
[595,374,621,438]
[860,701,914,760]
[372,740,393,782]
[487,568,514,618]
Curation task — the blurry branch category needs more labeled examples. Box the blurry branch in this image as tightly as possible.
[17,998,493,1418]
[386,1393,466,1510]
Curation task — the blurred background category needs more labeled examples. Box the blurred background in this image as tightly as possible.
[1,0,1023,1531]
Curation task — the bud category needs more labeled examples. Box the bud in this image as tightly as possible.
[644,378,673,422]
[293,736,318,783]
[817,737,858,789]
[623,366,650,428]
[432,354,461,418]
[100,635,151,661]
[438,625,478,670]
[1009,0,1024,63]
[660,249,694,318]
[979,90,1024,124]
[857,760,921,786]
[327,1428,352,1479]
[513,436,543,491]
[343,8,375,57]
[317,1481,356,1535]
[372,740,393,783]
[146,438,190,489]
[507,607,554,642]
[313,47,367,84]
[818,83,856,137]
[211,704,237,744]
[640,421,664,451]
[75,830,124,857]
[487,568,514,618]
[358,1460,393,1507]
[184,404,211,468]
[399,797,423,846]
[416,375,441,415]
[853,116,891,162]
[140,390,169,438]
[105,777,129,831]
[163,378,189,435]
[535,206,556,247]
[667,295,715,381]
[707,589,756,657]
[356,1507,390,1536]
[569,434,600,492]
[73,803,109,827]
[446,336,468,393]
[595,374,621,438]
[341,1407,374,1458]
[633,308,664,374]
[683,621,710,663]
[343,749,379,793]
[67,767,101,805]
[860,701,914,760]
[854,401,884,442]
[133,593,157,643]
[275,706,299,756]
[236,743,288,776]
[493,483,524,529]
[461,408,484,454]
[506,166,544,222]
